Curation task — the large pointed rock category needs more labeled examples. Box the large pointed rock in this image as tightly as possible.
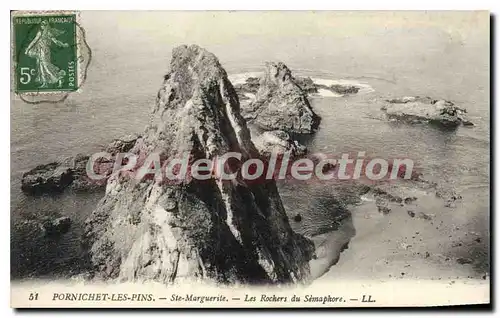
[83,45,314,285]
[242,62,320,134]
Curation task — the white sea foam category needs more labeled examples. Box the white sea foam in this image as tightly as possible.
[360,195,374,202]
[243,93,256,101]
[228,72,263,85]
[310,77,375,97]
[317,89,342,98]
[227,72,375,98]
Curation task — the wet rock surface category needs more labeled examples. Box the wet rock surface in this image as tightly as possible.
[21,163,74,195]
[252,130,307,158]
[456,257,473,265]
[42,216,72,236]
[20,134,141,195]
[234,74,361,101]
[17,216,72,238]
[293,77,318,94]
[233,77,260,99]
[241,62,320,134]
[381,96,473,128]
[105,133,141,153]
[353,178,464,216]
[321,84,360,95]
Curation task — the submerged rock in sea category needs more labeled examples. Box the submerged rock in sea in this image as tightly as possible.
[21,163,74,195]
[252,130,307,158]
[42,216,72,236]
[83,45,315,285]
[20,135,141,195]
[456,257,473,265]
[15,215,72,238]
[323,84,360,95]
[242,62,320,134]
[381,96,473,128]
[404,196,418,204]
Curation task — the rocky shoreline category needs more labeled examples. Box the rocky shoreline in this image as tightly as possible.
[21,134,141,195]
[16,45,474,285]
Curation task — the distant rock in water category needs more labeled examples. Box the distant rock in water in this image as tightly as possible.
[21,163,73,195]
[83,45,315,285]
[233,77,260,98]
[294,77,318,94]
[322,84,360,95]
[20,134,141,195]
[253,130,307,158]
[381,96,473,128]
[42,216,72,237]
[284,77,361,96]
[242,62,320,134]
[233,73,361,103]
[15,215,72,239]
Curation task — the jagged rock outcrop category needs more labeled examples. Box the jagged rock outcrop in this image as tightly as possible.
[293,77,318,94]
[21,163,74,195]
[233,77,260,100]
[323,84,359,95]
[241,62,320,134]
[382,96,473,127]
[253,130,307,158]
[42,216,72,236]
[20,134,141,195]
[16,215,72,239]
[83,45,315,285]
[234,75,361,100]
[105,134,141,153]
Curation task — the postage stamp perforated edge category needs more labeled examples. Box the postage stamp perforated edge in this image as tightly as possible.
[11,10,88,100]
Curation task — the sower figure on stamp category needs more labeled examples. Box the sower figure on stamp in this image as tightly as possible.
[25,20,68,88]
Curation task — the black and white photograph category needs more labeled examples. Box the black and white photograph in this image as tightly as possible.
[9,10,490,308]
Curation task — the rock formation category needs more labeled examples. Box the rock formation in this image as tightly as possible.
[233,77,260,100]
[21,162,74,195]
[83,45,315,285]
[234,75,361,100]
[382,96,473,127]
[324,84,359,95]
[42,216,72,236]
[293,77,318,94]
[241,62,320,134]
[20,134,141,195]
[253,130,307,158]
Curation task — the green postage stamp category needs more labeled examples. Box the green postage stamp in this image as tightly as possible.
[11,11,90,101]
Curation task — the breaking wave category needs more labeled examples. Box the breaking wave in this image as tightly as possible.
[228,72,375,98]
